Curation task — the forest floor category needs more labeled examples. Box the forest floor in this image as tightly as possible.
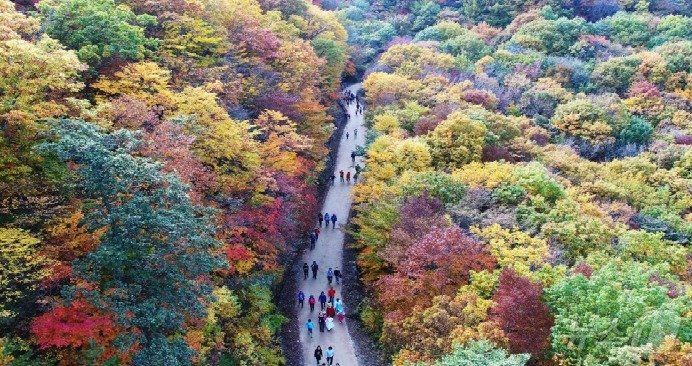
[286,83,368,366]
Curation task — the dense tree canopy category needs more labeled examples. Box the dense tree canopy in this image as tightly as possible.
[346,0,691,365]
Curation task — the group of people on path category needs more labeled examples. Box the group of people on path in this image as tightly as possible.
[302,87,361,366]
[343,90,363,118]
[313,345,338,366]
[302,262,342,283]
[300,263,346,365]
[317,212,338,229]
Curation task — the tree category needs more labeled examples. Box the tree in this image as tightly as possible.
[376,226,496,320]
[40,119,225,362]
[618,116,653,145]
[472,224,549,277]
[0,228,52,321]
[510,18,589,55]
[0,35,84,213]
[0,0,39,41]
[427,112,487,170]
[490,269,553,358]
[545,260,689,365]
[591,56,641,95]
[411,1,441,31]
[597,11,653,47]
[39,0,158,69]
[440,33,491,62]
[92,61,172,105]
[31,300,124,365]
[384,292,508,361]
[551,98,615,143]
[431,340,528,366]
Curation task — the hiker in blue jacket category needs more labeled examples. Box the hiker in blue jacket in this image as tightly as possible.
[298,290,305,308]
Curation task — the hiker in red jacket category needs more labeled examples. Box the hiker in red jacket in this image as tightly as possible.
[308,295,316,311]
[327,286,336,304]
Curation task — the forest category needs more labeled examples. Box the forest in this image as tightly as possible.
[0,0,690,365]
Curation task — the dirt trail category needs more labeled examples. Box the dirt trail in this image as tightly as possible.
[295,83,365,366]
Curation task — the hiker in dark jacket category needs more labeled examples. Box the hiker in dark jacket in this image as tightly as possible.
[319,291,328,310]
[330,213,337,228]
[303,263,309,280]
[311,261,319,279]
[334,268,342,284]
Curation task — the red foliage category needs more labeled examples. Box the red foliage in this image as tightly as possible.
[572,262,593,278]
[462,89,497,110]
[628,80,661,98]
[490,269,554,359]
[382,194,448,266]
[413,117,441,135]
[482,145,513,162]
[140,121,213,202]
[223,199,285,270]
[31,300,129,365]
[109,96,160,130]
[376,227,495,321]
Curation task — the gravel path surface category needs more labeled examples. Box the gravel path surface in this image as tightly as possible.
[291,83,366,366]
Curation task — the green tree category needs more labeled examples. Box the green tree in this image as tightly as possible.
[591,56,641,95]
[411,1,441,31]
[40,119,225,362]
[39,0,158,69]
[597,11,653,47]
[510,17,588,55]
[546,260,690,365]
[618,116,653,145]
[430,340,529,366]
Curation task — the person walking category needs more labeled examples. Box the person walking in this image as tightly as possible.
[308,295,316,311]
[306,319,314,338]
[318,311,326,332]
[346,171,351,184]
[318,291,327,310]
[327,267,334,285]
[335,298,344,315]
[311,261,319,279]
[303,263,309,280]
[354,128,358,137]
[345,132,349,140]
[325,346,335,365]
[339,170,344,183]
[334,268,341,284]
[351,151,356,165]
[323,213,329,226]
[330,174,335,185]
[330,213,337,229]
[314,227,320,240]
[314,346,323,365]
[327,286,336,304]
[318,213,323,227]
[310,232,317,250]
[298,290,305,308]
[326,303,336,320]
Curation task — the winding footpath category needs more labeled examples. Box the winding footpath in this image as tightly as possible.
[295,83,365,366]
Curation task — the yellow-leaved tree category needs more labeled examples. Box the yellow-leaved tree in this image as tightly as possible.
[427,112,486,170]
[0,228,52,320]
